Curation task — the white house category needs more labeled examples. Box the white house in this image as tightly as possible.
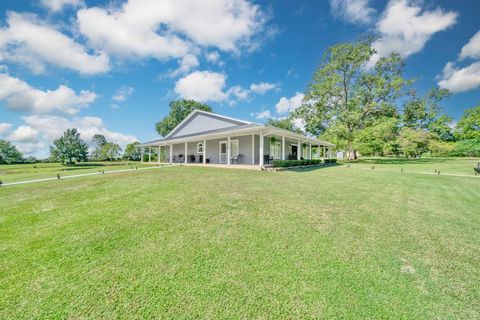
[138,110,335,169]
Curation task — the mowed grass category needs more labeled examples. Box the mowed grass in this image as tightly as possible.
[1,160,479,319]
[346,157,480,175]
[0,161,159,183]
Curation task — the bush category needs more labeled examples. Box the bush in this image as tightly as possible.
[451,139,480,157]
[272,159,324,167]
[324,159,337,164]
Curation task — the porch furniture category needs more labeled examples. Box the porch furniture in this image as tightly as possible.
[475,162,480,175]
[172,155,177,163]
[264,154,273,164]
[198,155,203,163]
[188,155,196,163]
[231,154,242,164]
[177,154,184,163]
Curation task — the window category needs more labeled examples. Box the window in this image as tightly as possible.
[270,141,281,159]
[197,142,203,154]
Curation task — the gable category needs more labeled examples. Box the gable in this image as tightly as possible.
[168,112,246,138]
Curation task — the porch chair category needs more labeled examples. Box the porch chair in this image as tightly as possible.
[231,154,242,165]
[264,154,273,164]
[177,154,184,163]
[188,155,196,163]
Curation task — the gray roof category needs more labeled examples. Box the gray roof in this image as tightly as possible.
[140,123,262,145]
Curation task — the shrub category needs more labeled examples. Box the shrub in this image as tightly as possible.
[272,159,324,167]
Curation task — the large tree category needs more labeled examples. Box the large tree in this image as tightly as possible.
[123,141,141,161]
[155,100,213,136]
[455,106,480,140]
[91,134,107,160]
[100,142,122,161]
[294,40,409,159]
[49,128,89,165]
[0,140,23,164]
[403,88,453,141]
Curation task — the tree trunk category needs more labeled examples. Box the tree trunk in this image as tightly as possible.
[348,149,357,160]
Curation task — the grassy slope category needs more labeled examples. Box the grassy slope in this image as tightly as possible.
[1,161,479,319]
[0,161,159,183]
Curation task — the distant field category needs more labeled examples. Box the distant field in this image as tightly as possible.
[1,158,479,318]
[0,161,160,183]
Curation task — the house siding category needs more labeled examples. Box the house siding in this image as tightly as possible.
[169,113,243,138]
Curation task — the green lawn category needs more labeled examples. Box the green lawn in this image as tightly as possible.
[0,161,159,183]
[1,159,479,319]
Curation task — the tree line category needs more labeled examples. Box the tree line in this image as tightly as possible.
[0,129,142,165]
[290,40,479,159]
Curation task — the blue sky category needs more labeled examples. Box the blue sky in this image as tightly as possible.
[0,0,479,157]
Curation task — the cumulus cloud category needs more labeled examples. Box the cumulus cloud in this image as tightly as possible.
[8,125,38,142]
[438,62,480,93]
[251,110,271,120]
[205,51,223,64]
[0,74,96,114]
[112,86,134,102]
[167,54,200,78]
[8,115,137,156]
[0,12,109,74]
[77,0,267,63]
[369,0,457,66]
[174,71,278,103]
[459,31,480,60]
[0,122,12,135]
[330,0,376,25]
[249,82,277,94]
[175,71,228,103]
[40,0,84,12]
[275,92,304,114]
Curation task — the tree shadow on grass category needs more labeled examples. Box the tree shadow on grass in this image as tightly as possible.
[287,164,342,173]
[353,158,453,165]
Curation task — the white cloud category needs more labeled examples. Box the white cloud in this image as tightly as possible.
[330,0,376,25]
[112,86,134,102]
[175,71,228,103]
[0,122,12,135]
[40,0,84,12]
[0,73,96,115]
[459,31,480,60]
[438,61,480,93]
[0,12,109,74]
[8,125,38,142]
[205,51,221,63]
[167,54,200,78]
[369,0,457,66]
[77,0,267,62]
[9,115,137,156]
[275,92,304,114]
[249,82,277,94]
[175,71,277,104]
[251,110,271,119]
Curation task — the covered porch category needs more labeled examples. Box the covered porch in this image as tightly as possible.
[138,127,335,169]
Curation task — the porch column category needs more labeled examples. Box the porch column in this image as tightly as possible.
[251,134,255,165]
[203,140,206,164]
[184,141,187,164]
[282,136,285,160]
[169,144,173,164]
[158,146,161,163]
[323,145,326,159]
[309,142,312,159]
[149,146,152,163]
[140,147,144,163]
[259,132,264,166]
[297,140,301,160]
[227,136,231,165]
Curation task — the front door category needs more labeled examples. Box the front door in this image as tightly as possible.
[290,145,298,160]
[219,141,227,163]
